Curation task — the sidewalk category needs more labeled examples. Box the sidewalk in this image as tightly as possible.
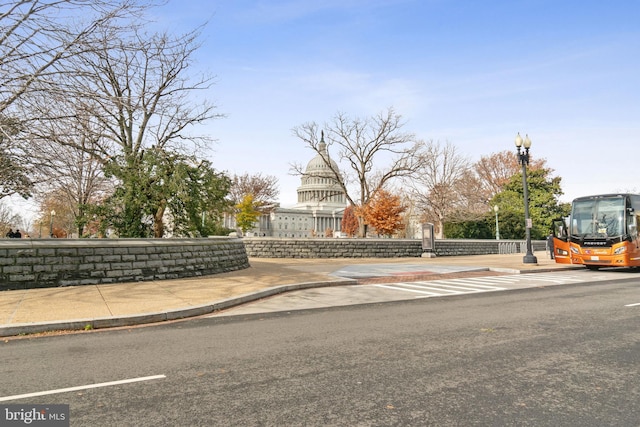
[0,253,576,337]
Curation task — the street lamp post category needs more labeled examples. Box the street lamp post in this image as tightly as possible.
[515,133,538,264]
[49,210,56,238]
[494,205,500,240]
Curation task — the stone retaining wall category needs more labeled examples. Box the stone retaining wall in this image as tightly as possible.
[243,238,547,258]
[244,238,422,258]
[0,237,548,291]
[0,238,248,291]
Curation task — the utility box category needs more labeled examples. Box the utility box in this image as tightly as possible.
[421,223,436,257]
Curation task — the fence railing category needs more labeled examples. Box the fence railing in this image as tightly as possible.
[498,241,528,254]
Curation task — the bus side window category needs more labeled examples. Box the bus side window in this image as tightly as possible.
[627,209,638,240]
[553,218,568,241]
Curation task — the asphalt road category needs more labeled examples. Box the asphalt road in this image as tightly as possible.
[213,268,640,316]
[1,276,640,426]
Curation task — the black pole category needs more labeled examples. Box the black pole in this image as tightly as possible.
[517,143,538,264]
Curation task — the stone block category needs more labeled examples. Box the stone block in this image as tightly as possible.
[3,265,27,274]
[33,264,53,273]
[94,247,115,255]
[9,273,35,282]
[56,248,78,256]
[77,247,95,256]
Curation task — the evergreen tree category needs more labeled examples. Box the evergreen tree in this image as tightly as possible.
[493,168,570,240]
[168,160,232,237]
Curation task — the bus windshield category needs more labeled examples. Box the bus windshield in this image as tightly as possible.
[570,197,625,238]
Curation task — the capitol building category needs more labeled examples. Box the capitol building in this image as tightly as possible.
[236,134,348,237]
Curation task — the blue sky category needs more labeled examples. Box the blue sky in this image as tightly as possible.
[157,0,638,207]
[13,0,639,220]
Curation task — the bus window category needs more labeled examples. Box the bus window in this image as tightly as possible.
[553,218,568,241]
[571,197,625,238]
[628,209,638,239]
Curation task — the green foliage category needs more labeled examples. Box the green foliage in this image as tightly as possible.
[168,160,232,237]
[100,154,155,237]
[444,218,493,239]
[96,149,232,237]
[235,194,261,233]
[492,167,571,240]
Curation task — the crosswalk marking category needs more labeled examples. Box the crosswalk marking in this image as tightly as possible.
[375,281,506,297]
[517,273,584,284]
[376,284,447,296]
[424,281,503,291]
[373,273,589,298]
[431,279,509,289]
[213,270,640,317]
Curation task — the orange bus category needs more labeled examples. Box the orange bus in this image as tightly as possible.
[553,194,640,269]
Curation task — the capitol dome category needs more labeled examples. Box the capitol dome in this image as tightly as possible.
[304,140,340,175]
[296,132,346,208]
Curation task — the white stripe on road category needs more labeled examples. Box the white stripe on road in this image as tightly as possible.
[372,272,591,297]
[398,282,475,293]
[444,276,519,284]
[624,303,640,307]
[518,274,584,284]
[430,279,506,290]
[375,281,505,296]
[376,284,443,296]
[457,276,521,283]
[0,374,166,402]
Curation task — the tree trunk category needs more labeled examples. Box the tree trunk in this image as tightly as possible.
[357,215,368,238]
[153,206,165,237]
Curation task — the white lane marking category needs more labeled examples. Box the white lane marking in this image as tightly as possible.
[430,279,506,290]
[624,303,640,307]
[396,282,470,293]
[0,374,166,402]
[518,274,583,284]
[376,284,442,296]
[448,277,519,284]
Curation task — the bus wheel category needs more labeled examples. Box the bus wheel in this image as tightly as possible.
[586,265,600,271]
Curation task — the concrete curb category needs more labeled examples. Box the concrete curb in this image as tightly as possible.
[0,279,357,338]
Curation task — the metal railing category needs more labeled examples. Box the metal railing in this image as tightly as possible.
[498,241,527,254]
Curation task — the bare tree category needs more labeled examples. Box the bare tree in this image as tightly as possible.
[46,26,220,160]
[33,187,76,238]
[292,107,422,236]
[0,0,149,117]
[0,117,32,198]
[473,151,521,200]
[37,135,113,237]
[473,150,548,201]
[24,24,222,236]
[450,168,488,220]
[228,173,279,210]
[0,200,22,236]
[0,0,151,200]
[409,140,470,238]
